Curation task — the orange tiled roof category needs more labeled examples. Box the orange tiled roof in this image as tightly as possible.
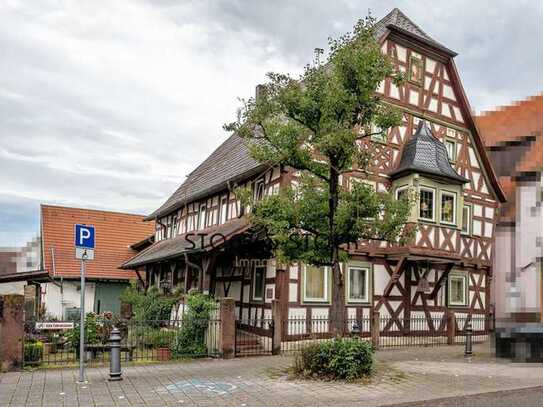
[476,93,543,225]
[41,205,155,280]
[476,93,543,147]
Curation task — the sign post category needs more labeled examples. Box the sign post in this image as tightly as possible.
[74,224,95,384]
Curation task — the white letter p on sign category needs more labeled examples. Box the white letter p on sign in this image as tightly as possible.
[80,228,90,244]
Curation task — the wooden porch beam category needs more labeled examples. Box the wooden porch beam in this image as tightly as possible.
[429,263,454,299]
[382,256,407,298]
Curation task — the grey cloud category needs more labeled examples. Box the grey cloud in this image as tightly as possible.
[2,1,543,248]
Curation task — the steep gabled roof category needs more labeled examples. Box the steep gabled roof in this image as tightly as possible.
[389,121,469,184]
[145,9,503,222]
[374,8,457,56]
[145,134,267,220]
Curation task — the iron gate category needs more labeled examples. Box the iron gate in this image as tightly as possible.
[235,318,274,356]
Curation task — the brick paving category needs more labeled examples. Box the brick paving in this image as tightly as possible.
[2,344,543,406]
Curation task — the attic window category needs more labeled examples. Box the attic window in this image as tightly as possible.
[408,54,424,85]
[445,139,457,162]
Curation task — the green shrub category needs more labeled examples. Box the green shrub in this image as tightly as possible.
[293,338,374,381]
[24,341,44,364]
[144,329,175,348]
[66,313,100,355]
[120,283,178,323]
[171,293,216,357]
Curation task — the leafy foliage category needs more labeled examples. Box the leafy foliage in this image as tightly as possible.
[293,338,374,381]
[119,282,178,323]
[24,340,44,365]
[225,14,415,329]
[171,293,216,357]
[66,313,100,354]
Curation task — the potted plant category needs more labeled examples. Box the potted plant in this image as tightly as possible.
[154,330,173,361]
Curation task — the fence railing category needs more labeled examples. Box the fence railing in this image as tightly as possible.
[280,314,491,352]
[23,318,221,367]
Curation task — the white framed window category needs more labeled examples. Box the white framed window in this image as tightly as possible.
[219,196,228,224]
[395,185,409,201]
[198,204,207,230]
[440,190,457,225]
[448,273,468,307]
[419,186,436,221]
[347,266,370,303]
[254,179,265,201]
[461,204,471,235]
[303,265,329,302]
[445,139,457,162]
[252,265,265,301]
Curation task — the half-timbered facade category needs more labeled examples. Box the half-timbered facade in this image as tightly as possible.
[122,8,504,339]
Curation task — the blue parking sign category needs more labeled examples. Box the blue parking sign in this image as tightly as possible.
[75,224,95,249]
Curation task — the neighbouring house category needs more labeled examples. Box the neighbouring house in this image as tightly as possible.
[122,9,504,341]
[34,205,155,319]
[476,93,543,323]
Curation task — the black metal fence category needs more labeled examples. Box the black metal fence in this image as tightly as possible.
[235,318,274,356]
[23,318,221,367]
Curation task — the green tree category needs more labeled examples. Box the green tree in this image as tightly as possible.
[225,16,414,334]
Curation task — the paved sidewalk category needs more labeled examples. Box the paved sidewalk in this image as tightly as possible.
[2,344,543,406]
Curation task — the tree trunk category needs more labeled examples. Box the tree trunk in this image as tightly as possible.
[329,162,345,336]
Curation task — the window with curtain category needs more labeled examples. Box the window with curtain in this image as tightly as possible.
[440,191,456,224]
[304,265,327,301]
[348,267,369,302]
[419,187,435,220]
[448,274,467,306]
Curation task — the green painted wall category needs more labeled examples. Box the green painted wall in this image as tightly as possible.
[93,282,129,315]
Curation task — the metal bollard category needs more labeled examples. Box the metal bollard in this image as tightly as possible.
[108,327,123,381]
[464,321,473,357]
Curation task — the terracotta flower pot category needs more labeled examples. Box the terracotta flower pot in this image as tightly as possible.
[157,347,171,361]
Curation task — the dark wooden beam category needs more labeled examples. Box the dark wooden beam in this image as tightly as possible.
[429,263,454,300]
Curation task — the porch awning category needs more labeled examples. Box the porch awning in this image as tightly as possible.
[120,217,250,269]
[0,270,49,283]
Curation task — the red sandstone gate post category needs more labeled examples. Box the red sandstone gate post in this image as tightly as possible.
[447,310,456,345]
[219,297,236,359]
[0,294,25,371]
[371,310,380,350]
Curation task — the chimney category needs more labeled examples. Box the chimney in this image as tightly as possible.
[255,84,265,103]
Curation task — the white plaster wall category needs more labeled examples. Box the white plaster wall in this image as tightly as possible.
[0,282,25,295]
[515,183,543,314]
[43,281,95,319]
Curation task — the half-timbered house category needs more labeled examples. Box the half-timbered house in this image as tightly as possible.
[122,9,505,344]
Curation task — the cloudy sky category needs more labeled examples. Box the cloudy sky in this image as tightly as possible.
[1,0,542,247]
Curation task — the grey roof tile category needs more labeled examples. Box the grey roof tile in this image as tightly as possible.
[146,9,455,221]
[374,8,456,56]
[146,134,267,220]
[121,217,249,268]
[389,121,469,184]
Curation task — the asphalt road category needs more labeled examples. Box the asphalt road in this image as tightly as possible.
[392,386,543,407]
